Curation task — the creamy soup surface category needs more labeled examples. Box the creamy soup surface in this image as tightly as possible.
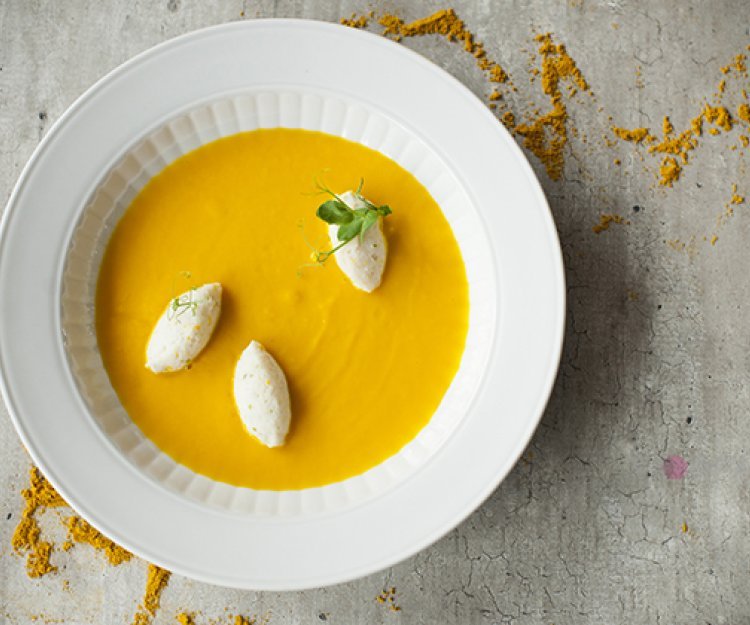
[96,129,469,490]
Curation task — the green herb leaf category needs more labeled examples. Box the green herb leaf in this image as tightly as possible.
[359,211,379,239]
[310,180,393,264]
[316,200,353,225]
[337,217,364,242]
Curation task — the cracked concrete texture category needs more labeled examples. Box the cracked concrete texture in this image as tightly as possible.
[1,0,749,623]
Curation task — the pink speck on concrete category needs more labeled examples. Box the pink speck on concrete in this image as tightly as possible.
[663,455,689,480]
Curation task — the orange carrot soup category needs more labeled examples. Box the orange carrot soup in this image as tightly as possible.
[96,129,469,489]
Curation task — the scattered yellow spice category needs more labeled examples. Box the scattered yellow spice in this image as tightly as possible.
[131,565,172,625]
[339,13,370,29]
[635,64,644,89]
[176,614,195,625]
[486,64,508,83]
[513,33,589,180]
[234,617,257,625]
[378,9,509,84]
[717,202,735,228]
[611,126,654,143]
[535,32,589,95]
[609,45,750,189]
[12,465,137,579]
[651,130,696,162]
[514,103,567,178]
[65,516,133,566]
[592,214,629,234]
[12,467,67,578]
[703,104,733,131]
[730,184,745,205]
[359,10,610,181]
[659,156,681,187]
[648,115,697,166]
[734,54,747,74]
[501,111,516,129]
[667,239,687,252]
[375,587,402,612]
[691,115,704,136]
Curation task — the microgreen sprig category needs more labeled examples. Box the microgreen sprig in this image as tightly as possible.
[312,179,392,264]
[168,287,199,320]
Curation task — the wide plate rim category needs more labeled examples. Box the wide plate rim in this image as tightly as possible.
[0,18,565,590]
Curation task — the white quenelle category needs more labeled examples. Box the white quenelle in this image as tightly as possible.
[233,340,291,448]
[145,282,222,373]
[328,191,388,293]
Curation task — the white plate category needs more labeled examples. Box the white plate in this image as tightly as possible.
[0,19,564,589]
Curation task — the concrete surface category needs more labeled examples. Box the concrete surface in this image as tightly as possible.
[2,1,750,623]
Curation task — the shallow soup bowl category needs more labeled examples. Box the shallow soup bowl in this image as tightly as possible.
[0,20,565,589]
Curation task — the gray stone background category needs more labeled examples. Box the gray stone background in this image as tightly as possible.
[2,0,750,623]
